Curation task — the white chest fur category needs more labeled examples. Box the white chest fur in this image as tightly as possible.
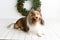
[27,22,43,35]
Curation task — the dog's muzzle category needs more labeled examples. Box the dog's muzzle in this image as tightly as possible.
[33,17,39,22]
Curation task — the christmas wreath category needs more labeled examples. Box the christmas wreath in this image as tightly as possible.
[17,0,41,16]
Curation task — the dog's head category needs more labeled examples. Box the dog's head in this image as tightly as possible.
[27,9,44,25]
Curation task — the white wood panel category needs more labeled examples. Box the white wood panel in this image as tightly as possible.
[0,19,60,40]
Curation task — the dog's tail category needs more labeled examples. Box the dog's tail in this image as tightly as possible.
[7,23,15,28]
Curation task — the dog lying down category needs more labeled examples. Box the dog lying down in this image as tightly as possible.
[8,9,44,37]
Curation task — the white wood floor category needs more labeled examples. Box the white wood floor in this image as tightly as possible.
[0,18,60,40]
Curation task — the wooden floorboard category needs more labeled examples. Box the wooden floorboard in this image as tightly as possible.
[0,19,60,40]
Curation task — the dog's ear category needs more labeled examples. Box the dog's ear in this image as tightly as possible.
[37,8,41,12]
[30,9,34,12]
[29,9,34,14]
[40,19,44,25]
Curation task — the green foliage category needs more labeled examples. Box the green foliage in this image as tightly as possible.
[32,0,41,10]
[17,0,24,6]
[22,8,28,16]
[17,0,41,16]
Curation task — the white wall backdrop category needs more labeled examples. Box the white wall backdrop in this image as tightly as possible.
[0,0,19,19]
[0,0,60,20]
[41,0,60,20]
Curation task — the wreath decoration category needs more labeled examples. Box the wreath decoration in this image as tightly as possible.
[17,0,41,16]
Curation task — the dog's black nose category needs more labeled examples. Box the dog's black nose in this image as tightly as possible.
[36,17,38,19]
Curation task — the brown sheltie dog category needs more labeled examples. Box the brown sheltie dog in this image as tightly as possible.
[8,9,44,37]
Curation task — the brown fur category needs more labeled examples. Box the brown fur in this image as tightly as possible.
[14,9,44,32]
[14,17,29,32]
[28,9,43,25]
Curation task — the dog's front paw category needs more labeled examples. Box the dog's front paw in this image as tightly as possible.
[37,34,42,37]
[37,33,45,37]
